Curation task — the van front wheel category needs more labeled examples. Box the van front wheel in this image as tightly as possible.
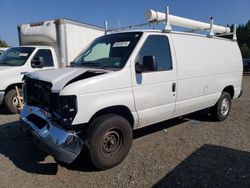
[211,92,231,121]
[87,114,132,170]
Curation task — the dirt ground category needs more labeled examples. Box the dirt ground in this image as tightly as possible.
[0,76,249,188]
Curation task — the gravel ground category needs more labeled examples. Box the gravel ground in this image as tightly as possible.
[0,75,249,188]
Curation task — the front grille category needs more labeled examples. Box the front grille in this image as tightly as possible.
[24,78,58,111]
[24,77,77,128]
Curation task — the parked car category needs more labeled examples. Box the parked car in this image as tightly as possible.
[243,59,250,72]
[0,47,8,55]
[20,9,243,170]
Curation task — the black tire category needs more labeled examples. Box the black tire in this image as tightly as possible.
[210,91,231,121]
[4,88,23,114]
[86,114,133,170]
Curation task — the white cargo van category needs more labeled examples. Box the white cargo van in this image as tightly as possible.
[0,18,104,113]
[20,9,243,170]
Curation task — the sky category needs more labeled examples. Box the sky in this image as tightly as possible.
[0,0,250,46]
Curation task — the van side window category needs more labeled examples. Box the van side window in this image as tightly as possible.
[32,49,54,67]
[139,35,172,71]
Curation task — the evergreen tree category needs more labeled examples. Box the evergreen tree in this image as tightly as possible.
[0,39,8,47]
[237,20,250,59]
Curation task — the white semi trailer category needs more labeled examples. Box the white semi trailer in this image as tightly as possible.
[0,18,104,113]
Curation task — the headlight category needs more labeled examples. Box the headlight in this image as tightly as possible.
[58,95,77,127]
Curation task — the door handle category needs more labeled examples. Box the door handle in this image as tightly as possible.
[172,83,176,92]
[21,72,28,75]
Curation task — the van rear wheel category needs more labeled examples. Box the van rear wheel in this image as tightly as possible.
[87,114,132,170]
[210,91,231,121]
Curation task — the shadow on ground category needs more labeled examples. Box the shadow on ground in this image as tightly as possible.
[153,144,250,187]
[0,105,9,115]
[0,109,218,174]
[0,121,58,175]
[1,109,248,180]
[0,120,97,174]
[133,109,215,139]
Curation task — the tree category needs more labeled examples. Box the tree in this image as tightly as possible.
[0,38,8,47]
[237,20,250,59]
[241,44,250,58]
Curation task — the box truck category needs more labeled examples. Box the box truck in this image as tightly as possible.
[21,8,243,170]
[0,18,104,113]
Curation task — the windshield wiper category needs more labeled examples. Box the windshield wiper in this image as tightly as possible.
[81,62,107,70]
[82,62,98,66]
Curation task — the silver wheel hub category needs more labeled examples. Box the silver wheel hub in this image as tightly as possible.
[12,96,19,107]
[221,98,229,116]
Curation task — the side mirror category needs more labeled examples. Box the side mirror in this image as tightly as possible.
[31,57,44,68]
[135,62,143,73]
[143,56,157,72]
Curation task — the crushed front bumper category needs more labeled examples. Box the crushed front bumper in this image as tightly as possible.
[0,91,4,105]
[20,105,84,164]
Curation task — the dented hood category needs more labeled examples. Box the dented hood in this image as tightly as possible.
[26,67,110,92]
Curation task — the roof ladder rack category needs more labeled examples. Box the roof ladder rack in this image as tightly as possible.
[145,6,233,38]
[208,17,215,37]
[104,6,237,41]
[164,6,172,32]
[215,24,237,41]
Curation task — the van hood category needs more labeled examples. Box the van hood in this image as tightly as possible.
[25,67,111,92]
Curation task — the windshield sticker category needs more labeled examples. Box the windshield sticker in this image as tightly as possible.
[113,41,130,47]
[19,53,29,57]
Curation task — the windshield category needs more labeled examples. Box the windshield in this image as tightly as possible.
[73,32,142,70]
[0,47,35,66]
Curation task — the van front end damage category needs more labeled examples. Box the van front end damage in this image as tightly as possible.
[20,105,84,164]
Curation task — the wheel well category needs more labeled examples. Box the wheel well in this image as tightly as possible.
[4,84,23,95]
[4,83,23,96]
[89,106,135,128]
[223,85,234,99]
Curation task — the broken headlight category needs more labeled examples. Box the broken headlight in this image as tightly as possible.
[58,95,77,127]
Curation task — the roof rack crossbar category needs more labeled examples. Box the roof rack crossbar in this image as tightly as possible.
[215,24,237,41]
[164,6,172,32]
